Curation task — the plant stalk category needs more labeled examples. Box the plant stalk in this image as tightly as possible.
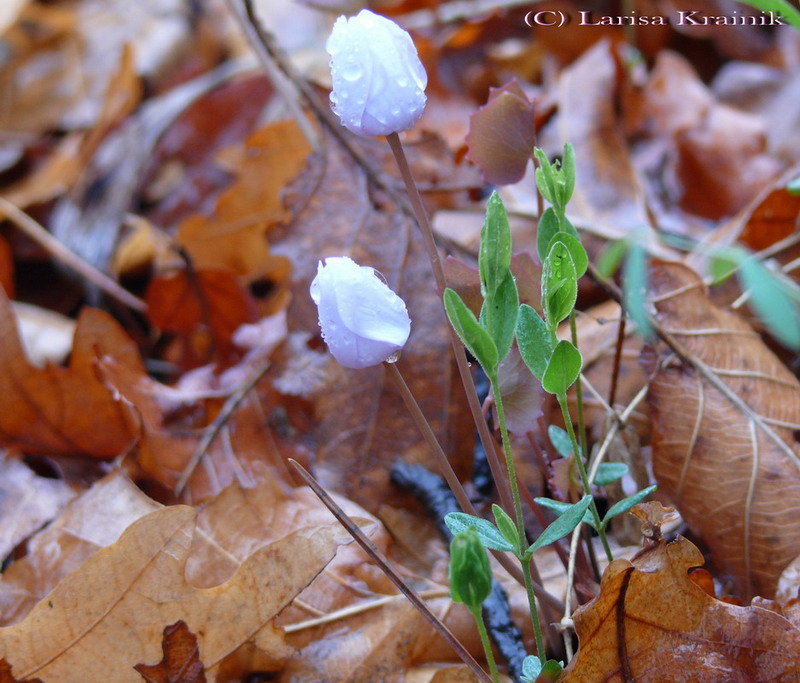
[471,606,500,683]
[557,394,614,563]
[492,375,547,663]
[385,132,515,516]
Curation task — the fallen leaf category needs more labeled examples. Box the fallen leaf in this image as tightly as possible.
[556,40,650,235]
[0,237,14,299]
[0,457,75,564]
[176,119,310,285]
[134,621,206,683]
[0,470,161,627]
[0,506,349,682]
[563,522,800,681]
[0,659,41,683]
[12,302,76,367]
[146,267,258,364]
[647,261,800,598]
[0,289,140,457]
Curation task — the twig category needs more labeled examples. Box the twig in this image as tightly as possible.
[385,131,515,521]
[227,0,319,149]
[284,588,449,633]
[289,459,493,683]
[0,197,147,313]
[608,309,626,408]
[174,356,275,496]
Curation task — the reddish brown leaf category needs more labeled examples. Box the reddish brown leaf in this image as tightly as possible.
[563,511,800,681]
[146,268,257,363]
[0,236,13,299]
[134,621,205,683]
[466,80,535,185]
[0,659,41,683]
[738,185,800,252]
[647,261,800,598]
[0,289,139,457]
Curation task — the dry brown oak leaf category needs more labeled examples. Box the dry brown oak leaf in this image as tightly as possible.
[0,506,350,682]
[647,261,800,599]
[562,531,800,681]
[0,287,140,457]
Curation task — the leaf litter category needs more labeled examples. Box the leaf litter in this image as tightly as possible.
[0,0,799,680]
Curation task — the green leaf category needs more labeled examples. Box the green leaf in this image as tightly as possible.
[548,424,573,459]
[444,288,499,372]
[535,497,594,529]
[542,240,577,327]
[546,231,587,278]
[594,462,629,486]
[623,231,653,341]
[483,270,519,363]
[527,495,593,554]
[444,512,515,552]
[492,504,520,549]
[788,175,800,194]
[534,148,557,206]
[596,239,628,278]
[516,304,553,382]
[601,485,658,529]
[479,191,513,298]
[739,257,800,350]
[734,0,800,32]
[536,208,560,264]
[709,252,740,285]
[559,142,576,206]
[521,655,542,682]
[542,340,582,395]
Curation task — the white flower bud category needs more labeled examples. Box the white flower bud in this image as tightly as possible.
[326,9,427,136]
[310,256,411,369]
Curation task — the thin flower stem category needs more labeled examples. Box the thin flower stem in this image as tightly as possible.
[387,363,563,613]
[289,459,493,683]
[385,132,515,517]
[569,312,588,464]
[557,394,614,564]
[492,376,547,663]
[384,361,475,516]
[522,556,547,666]
[472,607,501,683]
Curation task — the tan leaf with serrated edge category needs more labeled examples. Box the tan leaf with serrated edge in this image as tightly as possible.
[562,530,800,682]
[647,261,800,598]
[0,506,350,682]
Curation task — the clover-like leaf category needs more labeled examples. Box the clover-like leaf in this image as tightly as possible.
[444,512,515,552]
[542,340,582,396]
[516,304,553,382]
[527,495,593,555]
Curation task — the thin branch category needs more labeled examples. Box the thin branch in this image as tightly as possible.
[0,197,147,313]
[174,356,276,496]
[289,459,493,683]
[226,0,319,149]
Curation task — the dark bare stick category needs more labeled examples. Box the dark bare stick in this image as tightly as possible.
[289,459,492,683]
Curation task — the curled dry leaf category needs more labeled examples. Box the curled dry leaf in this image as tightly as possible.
[647,261,800,598]
[562,516,800,682]
[0,288,140,458]
[0,506,350,682]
